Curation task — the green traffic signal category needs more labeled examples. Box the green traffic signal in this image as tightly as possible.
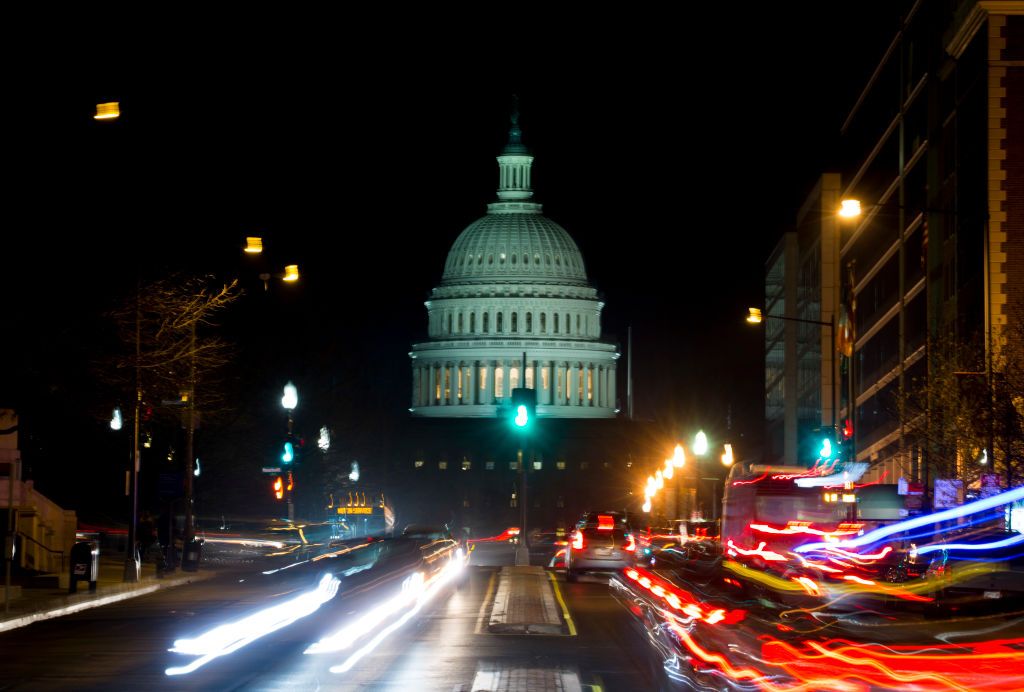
[509,388,536,430]
[514,404,529,427]
[819,437,833,459]
[282,441,294,464]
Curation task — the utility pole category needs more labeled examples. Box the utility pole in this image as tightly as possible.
[124,284,142,582]
[184,320,196,546]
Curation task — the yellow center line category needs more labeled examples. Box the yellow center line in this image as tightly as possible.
[548,570,577,636]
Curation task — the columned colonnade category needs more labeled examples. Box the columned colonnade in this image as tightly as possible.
[412,359,616,409]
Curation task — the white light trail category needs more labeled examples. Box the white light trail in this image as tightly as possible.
[165,573,339,676]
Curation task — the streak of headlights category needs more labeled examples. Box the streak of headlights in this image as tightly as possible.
[164,573,340,676]
[305,548,465,674]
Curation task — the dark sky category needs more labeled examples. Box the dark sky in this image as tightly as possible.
[6,5,901,510]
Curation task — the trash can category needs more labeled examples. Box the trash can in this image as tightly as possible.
[70,540,99,593]
[181,537,203,572]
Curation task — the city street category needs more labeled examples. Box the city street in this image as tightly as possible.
[0,547,658,691]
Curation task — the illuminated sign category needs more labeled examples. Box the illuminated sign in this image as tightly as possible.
[337,507,373,515]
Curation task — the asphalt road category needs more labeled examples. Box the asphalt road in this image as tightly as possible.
[0,544,658,691]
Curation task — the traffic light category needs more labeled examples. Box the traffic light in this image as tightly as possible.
[800,425,838,466]
[272,475,284,500]
[510,388,536,430]
[282,440,295,464]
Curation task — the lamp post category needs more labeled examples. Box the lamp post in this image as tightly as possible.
[747,307,838,436]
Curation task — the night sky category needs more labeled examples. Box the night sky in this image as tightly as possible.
[5,5,900,516]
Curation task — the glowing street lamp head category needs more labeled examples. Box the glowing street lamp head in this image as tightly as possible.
[746,307,763,324]
[282,264,300,282]
[94,102,120,120]
[721,443,734,467]
[282,381,298,410]
[838,199,862,219]
[110,407,123,431]
[694,431,708,456]
[244,236,263,254]
[671,444,686,468]
[642,499,652,513]
[662,459,674,480]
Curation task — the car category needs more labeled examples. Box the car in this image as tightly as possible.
[921,528,1024,614]
[565,517,637,582]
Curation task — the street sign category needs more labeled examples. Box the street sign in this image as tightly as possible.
[262,466,282,474]
[336,507,373,515]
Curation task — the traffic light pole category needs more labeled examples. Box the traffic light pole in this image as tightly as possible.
[515,445,528,566]
[286,413,295,522]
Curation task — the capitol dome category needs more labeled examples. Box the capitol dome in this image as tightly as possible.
[409,110,619,419]
[441,211,589,286]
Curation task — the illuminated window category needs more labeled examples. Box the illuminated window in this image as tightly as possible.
[556,367,563,399]
[495,368,504,398]
[444,368,451,401]
[479,367,487,390]
[485,461,495,470]
[556,461,566,470]
[509,461,518,471]
[525,367,534,388]
[461,459,471,471]
[438,461,448,470]
[477,254,483,265]
[587,368,593,400]
[541,367,549,390]
[457,368,463,400]
[534,254,540,265]
[500,252,506,264]
[510,366,519,390]
[510,492,517,508]
[414,460,424,468]
[532,461,542,471]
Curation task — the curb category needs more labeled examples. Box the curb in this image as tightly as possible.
[0,570,218,634]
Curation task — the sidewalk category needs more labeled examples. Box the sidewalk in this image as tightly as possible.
[0,553,217,633]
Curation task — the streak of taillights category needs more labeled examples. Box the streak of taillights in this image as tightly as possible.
[165,573,340,676]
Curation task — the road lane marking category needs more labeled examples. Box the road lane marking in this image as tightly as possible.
[548,570,577,636]
[474,570,497,634]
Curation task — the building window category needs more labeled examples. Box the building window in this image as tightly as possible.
[447,313,452,334]
[479,367,487,391]
[470,312,476,332]
[540,313,546,333]
[510,492,517,508]
[526,312,533,333]
[565,314,570,334]
[556,460,566,470]
[497,312,503,333]
[554,313,559,333]
[461,459,471,471]
[580,462,589,470]
[483,313,489,333]
[511,312,518,333]
[444,368,451,401]
[525,367,534,389]
[495,368,504,398]
[438,461,448,470]
[510,366,520,390]
[414,460,424,468]
[576,314,581,333]
[509,461,518,470]
[542,367,549,391]
[457,368,463,400]
[587,368,593,401]
[532,461,542,471]
[457,313,463,333]
[485,461,495,470]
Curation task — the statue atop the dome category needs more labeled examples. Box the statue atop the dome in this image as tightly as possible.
[503,94,527,155]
